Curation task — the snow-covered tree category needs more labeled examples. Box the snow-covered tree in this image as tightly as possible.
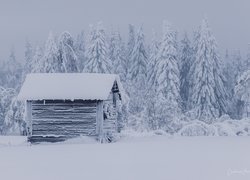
[245,45,250,70]
[147,31,159,88]
[126,26,148,130]
[84,22,111,73]
[0,87,16,133]
[223,50,245,96]
[23,39,33,76]
[126,24,136,73]
[179,33,193,110]
[233,49,250,119]
[109,30,126,80]
[59,31,78,72]
[31,46,44,73]
[148,21,181,130]
[235,69,250,118]
[75,30,86,71]
[146,31,160,130]
[222,50,239,119]
[3,97,25,135]
[1,49,22,89]
[223,50,233,92]
[188,19,228,122]
[41,32,62,73]
[233,50,244,76]
[129,26,148,85]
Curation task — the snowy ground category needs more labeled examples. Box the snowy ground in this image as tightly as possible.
[0,136,250,180]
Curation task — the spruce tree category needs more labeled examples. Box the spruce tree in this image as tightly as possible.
[0,87,16,133]
[31,46,44,73]
[129,26,148,85]
[149,21,181,129]
[75,30,86,71]
[59,31,78,72]
[109,30,126,80]
[188,19,228,122]
[234,69,250,118]
[147,31,159,88]
[127,26,148,130]
[84,22,111,73]
[246,45,250,70]
[41,32,62,73]
[179,33,193,110]
[3,97,25,135]
[146,31,160,130]
[126,24,136,74]
[2,49,22,89]
[23,39,33,75]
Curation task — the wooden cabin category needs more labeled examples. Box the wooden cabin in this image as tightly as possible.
[18,73,124,143]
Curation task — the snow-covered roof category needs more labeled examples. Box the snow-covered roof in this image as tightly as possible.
[18,73,124,101]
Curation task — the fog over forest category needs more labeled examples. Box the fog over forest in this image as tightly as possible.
[0,0,250,61]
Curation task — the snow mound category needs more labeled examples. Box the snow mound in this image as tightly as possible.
[177,117,250,136]
[0,136,27,147]
[178,120,216,136]
[213,118,250,136]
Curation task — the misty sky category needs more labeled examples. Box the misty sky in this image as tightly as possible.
[0,0,250,62]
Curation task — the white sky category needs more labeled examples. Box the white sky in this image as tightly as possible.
[0,0,250,61]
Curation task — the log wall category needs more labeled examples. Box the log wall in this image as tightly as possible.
[31,100,97,138]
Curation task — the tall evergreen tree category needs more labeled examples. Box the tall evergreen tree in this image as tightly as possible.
[1,49,22,89]
[234,69,250,118]
[246,44,250,70]
[179,33,193,110]
[188,19,228,122]
[129,26,148,85]
[146,31,159,130]
[59,31,78,72]
[109,30,126,80]
[23,39,33,75]
[233,50,244,75]
[84,22,111,73]
[126,26,148,130]
[41,32,62,73]
[223,50,241,93]
[148,21,181,129]
[31,46,44,73]
[3,97,25,135]
[75,30,86,71]
[147,31,159,88]
[126,24,136,73]
[0,87,16,133]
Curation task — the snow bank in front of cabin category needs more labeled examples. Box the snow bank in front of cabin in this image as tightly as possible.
[0,136,27,147]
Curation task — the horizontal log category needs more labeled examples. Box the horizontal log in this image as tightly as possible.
[32,130,96,136]
[33,124,96,129]
[32,128,96,133]
[33,119,96,124]
[32,122,96,129]
[32,114,96,120]
[32,102,97,107]
[28,136,68,143]
[32,111,96,116]
[32,106,97,110]
[33,128,97,133]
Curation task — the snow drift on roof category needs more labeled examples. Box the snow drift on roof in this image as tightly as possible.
[18,73,123,101]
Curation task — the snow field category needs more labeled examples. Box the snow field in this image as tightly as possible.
[0,136,250,180]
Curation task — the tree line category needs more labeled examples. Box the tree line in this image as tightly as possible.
[0,19,250,135]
